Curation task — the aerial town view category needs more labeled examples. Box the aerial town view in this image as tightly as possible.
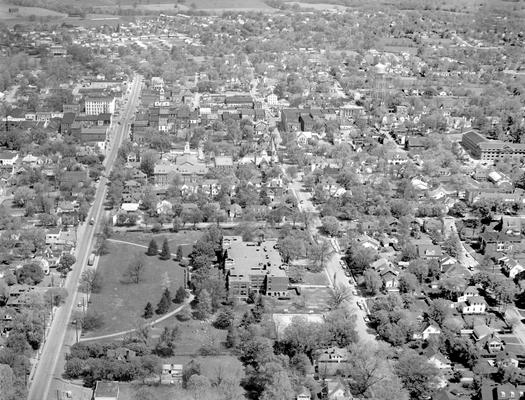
[0,0,524,399]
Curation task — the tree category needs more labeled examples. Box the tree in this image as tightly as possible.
[346,342,390,396]
[214,308,234,329]
[140,150,157,177]
[159,238,171,260]
[132,387,160,400]
[195,289,212,320]
[277,236,305,263]
[321,216,341,237]
[442,233,461,258]
[79,268,102,294]
[307,238,333,272]
[156,288,172,315]
[398,272,419,294]
[124,254,146,284]
[260,370,294,400]
[427,298,452,326]
[364,269,382,295]
[174,286,187,304]
[81,310,104,331]
[155,326,179,357]
[13,186,34,207]
[0,364,15,400]
[345,243,375,274]
[146,239,158,256]
[59,253,76,271]
[395,349,439,400]
[492,277,517,311]
[328,285,352,309]
[325,308,358,347]
[45,287,68,307]
[143,302,154,319]
[16,263,44,285]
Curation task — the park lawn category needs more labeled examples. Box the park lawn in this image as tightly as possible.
[111,230,202,257]
[83,240,186,338]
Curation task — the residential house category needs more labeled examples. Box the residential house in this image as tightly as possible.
[480,384,525,400]
[480,232,523,255]
[417,244,443,260]
[500,216,522,235]
[413,323,441,340]
[122,180,143,203]
[460,296,487,314]
[315,347,349,377]
[458,286,480,302]
[0,151,19,171]
[380,267,399,291]
[324,379,353,400]
[478,334,505,354]
[297,387,312,400]
[161,363,183,385]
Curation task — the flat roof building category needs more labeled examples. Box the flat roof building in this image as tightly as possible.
[222,235,289,300]
[462,130,525,161]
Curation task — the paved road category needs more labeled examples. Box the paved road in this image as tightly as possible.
[288,177,375,342]
[28,75,143,400]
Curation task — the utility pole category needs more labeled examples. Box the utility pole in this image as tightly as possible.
[75,320,79,344]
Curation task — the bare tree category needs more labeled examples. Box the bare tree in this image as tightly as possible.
[307,237,334,272]
[79,268,102,293]
[345,342,393,397]
[124,254,146,284]
[328,285,352,310]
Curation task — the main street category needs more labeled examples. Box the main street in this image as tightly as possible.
[28,75,143,400]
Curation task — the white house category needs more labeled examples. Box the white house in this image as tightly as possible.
[460,296,487,314]
[428,353,452,370]
[0,151,19,166]
[413,323,441,340]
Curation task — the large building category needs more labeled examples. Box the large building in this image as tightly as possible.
[461,130,525,161]
[84,95,116,115]
[222,236,289,300]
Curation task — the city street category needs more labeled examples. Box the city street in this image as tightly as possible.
[289,177,375,342]
[27,75,143,400]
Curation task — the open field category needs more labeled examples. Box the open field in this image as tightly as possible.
[0,3,66,19]
[82,238,187,338]
[95,0,276,13]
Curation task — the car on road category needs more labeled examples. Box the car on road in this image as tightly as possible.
[89,218,95,225]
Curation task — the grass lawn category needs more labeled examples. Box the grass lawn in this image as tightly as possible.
[111,230,202,257]
[83,240,186,338]
[153,318,228,356]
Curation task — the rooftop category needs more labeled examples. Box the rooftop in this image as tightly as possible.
[223,236,287,280]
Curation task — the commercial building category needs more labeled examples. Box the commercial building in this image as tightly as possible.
[461,130,525,161]
[84,95,116,115]
[222,236,289,300]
